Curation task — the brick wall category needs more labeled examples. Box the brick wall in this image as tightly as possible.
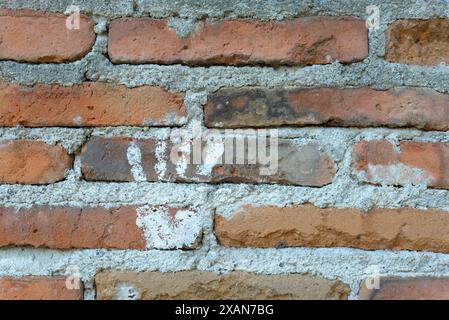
[0,0,449,300]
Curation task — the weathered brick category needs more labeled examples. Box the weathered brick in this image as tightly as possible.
[95,270,350,300]
[81,136,334,186]
[108,17,368,66]
[0,82,186,127]
[215,204,449,253]
[0,205,202,250]
[205,87,449,130]
[0,140,72,184]
[0,9,95,63]
[386,19,449,66]
[81,137,159,182]
[353,140,449,189]
[209,141,335,186]
[0,277,83,300]
[359,278,449,300]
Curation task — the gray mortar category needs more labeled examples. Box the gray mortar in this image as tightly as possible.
[167,17,199,38]
[0,127,89,153]
[0,0,134,17]
[85,55,449,93]
[1,0,449,300]
[4,246,449,299]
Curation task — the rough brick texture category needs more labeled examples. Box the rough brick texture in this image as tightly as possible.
[386,19,449,66]
[353,140,449,189]
[81,136,334,186]
[205,87,449,130]
[359,278,449,300]
[2,1,449,302]
[0,82,186,127]
[108,17,368,66]
[0,9,95,63]
[95,270,350,300]
[0,206,201,250]
[0,277,83,300]
[0,140,72,184]
[215,204,449,253]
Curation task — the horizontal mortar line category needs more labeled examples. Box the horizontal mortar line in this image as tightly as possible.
[0,126,448,137]
[1,180,448,191]
[2,246,449,271]
[102,56,378,69]
[1,1,448,20]
[1,185,448,207]
[1,179,448,190]
[86,76,449,92]
[0,246,448,259]
[3,59,449,91]
[86,52,447,69]
[3,54,443,76]
[0,59,87,68]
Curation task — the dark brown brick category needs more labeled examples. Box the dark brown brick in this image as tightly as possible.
[80,137,335,186]
[205,87,449,130]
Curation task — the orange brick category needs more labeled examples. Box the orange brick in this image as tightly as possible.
[215,204,449,252]
[0,140,72,184]
[353,140,449,189]
[386,19,449,66]
[0,9,95,63]
[0,82,186,127]
[109,17,368,66]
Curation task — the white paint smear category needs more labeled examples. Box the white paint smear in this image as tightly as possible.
[126,141,147,182]
[197,139,224,176]
[154,140,167,180]
[175,142,191,177]
[135,205,202,249]
[366,163,435,186]
[114,283,140,300]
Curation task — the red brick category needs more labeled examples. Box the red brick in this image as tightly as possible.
[0,277,83,300]
[80,136,334,186]
[205,87,449,130]
[386,19,449,66]
[0,82,186,127]
[108,17,368,66]
[0,9,95,63]
[353,140,449,189]
[0,140,72,184]
[0,206,145,249]
[215,204,449,252]
[0,205,202,250]
[359,278,449,300]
